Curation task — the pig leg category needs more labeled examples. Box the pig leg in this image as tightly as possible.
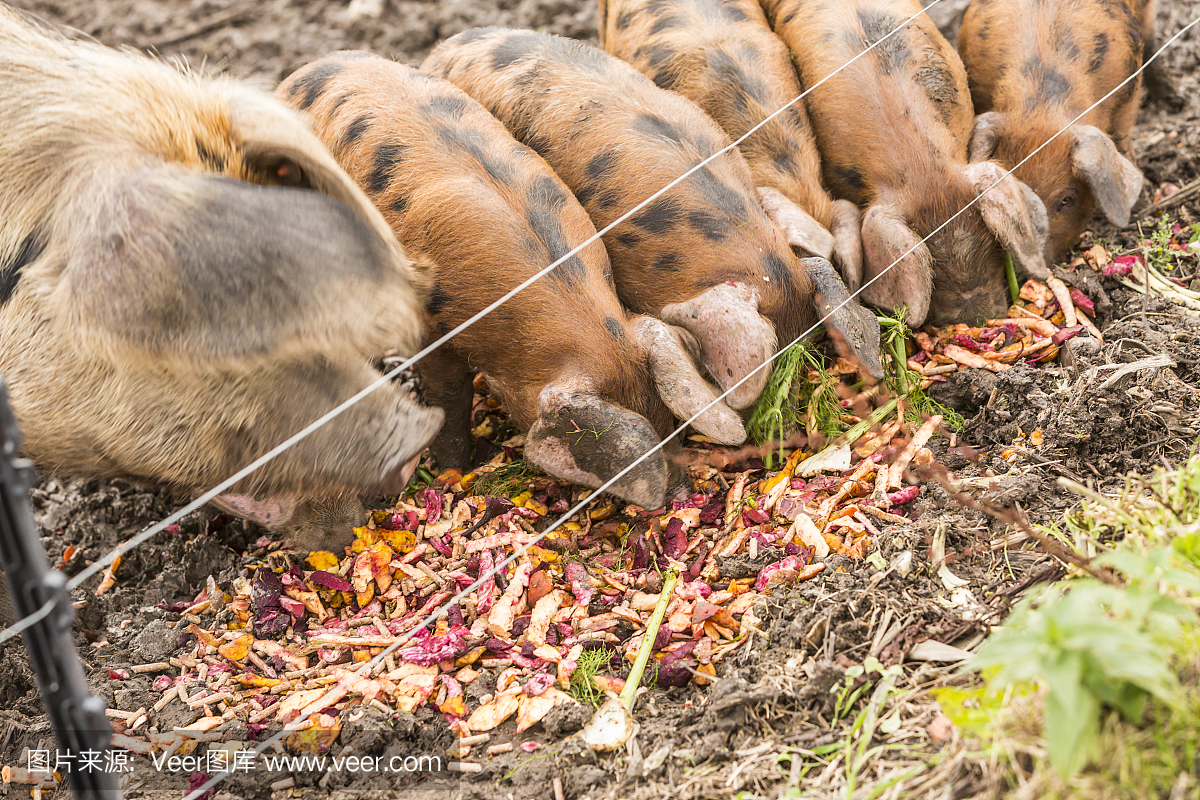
[801,257,884,380]
[416,347,477,471]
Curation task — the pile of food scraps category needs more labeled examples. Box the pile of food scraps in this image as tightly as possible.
[911,220,1200,382]
[95,413,948,764]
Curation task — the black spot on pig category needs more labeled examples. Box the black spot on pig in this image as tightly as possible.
[328,91,355,118]
[526,186,584,284]
[636,43,677,74]
[615,9,635,29]
[425,94,472,119]
[604,316,625,341]
[772,148,796,175]
[1023,57,1072,108]
[290,62,343,111]
[586,150,621,182]
[833,165,866,195]
[195,139,221,170]
[634,112,688,144]
[1089,32,1109,73]
[650,14,686,34]
[654,252,682,272]
[0,232,43,305]
[688,210,728,242]
[369,141,406,193]
[614,231,641,249]
[425,284,450,316]
[915,63,959,125]
[688,167,747,220]
[856,10,909,74]
[719,3,748,22]
[435,126,513,185]
[455,27,496,45]
[708,49,767,105]
[492,31,540,70]
[760,252,795,293]
[392,195,408,216]
[631,196,684,235]
[341,114,371,152]
[591,189,625,211]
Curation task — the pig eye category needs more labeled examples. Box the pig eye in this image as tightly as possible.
[251,156,310,189]
[1055,190,1078,213]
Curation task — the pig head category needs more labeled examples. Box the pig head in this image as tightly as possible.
[0,8,442,548]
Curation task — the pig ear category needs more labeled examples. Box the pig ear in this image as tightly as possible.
[525,378,669,510]
[964,160,1050,279]
[968,112,1005,162]
[1071,124,1143,227]
[757,186,834,260]
[210,494,298,530]
[830,199,864,290]
[859,205,934,326]
[660,283,777,410]
[801,257,884,379]
[632,317,747,446]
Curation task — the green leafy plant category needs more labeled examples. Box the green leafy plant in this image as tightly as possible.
[745,337,842,468]
[956,444,1200,779]
[470,459,542,497]
[568,646,613,709]
[877,309,964,431]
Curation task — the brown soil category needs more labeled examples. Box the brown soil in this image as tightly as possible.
[1,0,1197,798]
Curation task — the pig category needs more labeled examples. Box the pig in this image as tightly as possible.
[598,0,864,287]
[957,0,1146,265]
[277,52,748,510]
[0,4,443,547]
[422,28,883,411]
[761,0,1051,326]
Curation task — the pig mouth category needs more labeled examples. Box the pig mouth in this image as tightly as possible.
[926,283,1010,326]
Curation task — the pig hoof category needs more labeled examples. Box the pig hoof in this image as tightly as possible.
[803,257,885,380]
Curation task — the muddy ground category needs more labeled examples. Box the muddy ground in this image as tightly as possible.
[0,0,1197,798]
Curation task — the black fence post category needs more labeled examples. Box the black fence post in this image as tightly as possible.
[0,378,123,799]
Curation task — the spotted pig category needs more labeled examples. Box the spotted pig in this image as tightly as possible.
[599,0,864,287]
[0,5,443,546]
[423,28,882,410]
[279,52,749,510]
[958,0,1147,264]
[762,0,1050,326]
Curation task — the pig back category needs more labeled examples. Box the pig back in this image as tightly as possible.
[762,0,974,206]
[599,0,834,235]
[422,27,821,343]
[276,52,670,435]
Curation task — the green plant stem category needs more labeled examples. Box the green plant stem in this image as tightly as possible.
[1006,252,1020,306]
[890,336,910,396]
[620,571,677,712]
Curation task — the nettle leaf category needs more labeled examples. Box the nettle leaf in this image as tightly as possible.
[1040,653,1099,776]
